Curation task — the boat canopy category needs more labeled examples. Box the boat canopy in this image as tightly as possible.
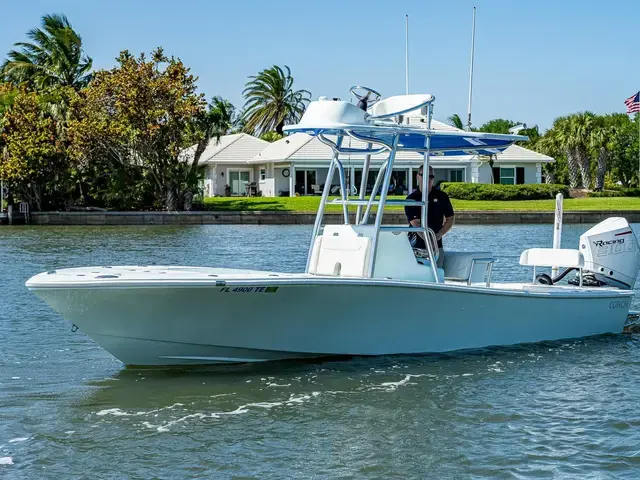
[283,92,527,157]
[282,125,526,157]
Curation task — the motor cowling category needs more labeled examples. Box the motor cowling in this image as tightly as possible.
[579,217,640,289]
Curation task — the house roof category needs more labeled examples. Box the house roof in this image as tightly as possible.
[491,144,554,163]
[184,133,269,165]
[249,120,554,165]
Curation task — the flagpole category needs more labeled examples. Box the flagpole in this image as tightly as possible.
[625,92,640,185]
[466,7,476,131]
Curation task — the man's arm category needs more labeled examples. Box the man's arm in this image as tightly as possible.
[409,218,428,243]
[435,215,455,241]
[436,192,455,241]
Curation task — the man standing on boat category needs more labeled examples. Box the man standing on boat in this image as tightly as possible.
[405,165,455,267]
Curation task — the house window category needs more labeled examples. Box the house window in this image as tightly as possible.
[499,167,515,185]
[450,169,464,182]
[259,168,266,181]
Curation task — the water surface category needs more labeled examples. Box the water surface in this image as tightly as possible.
[1,224,640,478]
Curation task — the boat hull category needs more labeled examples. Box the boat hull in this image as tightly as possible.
[28,274,634,366]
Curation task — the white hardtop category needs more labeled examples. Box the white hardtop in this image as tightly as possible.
[283,92,527,156]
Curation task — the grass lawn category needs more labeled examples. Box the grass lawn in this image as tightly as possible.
[202,196,640,212]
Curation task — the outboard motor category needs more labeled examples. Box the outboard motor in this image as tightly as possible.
[577,217,640,289]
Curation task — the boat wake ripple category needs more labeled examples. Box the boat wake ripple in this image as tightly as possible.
[92,372,429,432]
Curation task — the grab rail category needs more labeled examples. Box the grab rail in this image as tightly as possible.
[426,228,439,263]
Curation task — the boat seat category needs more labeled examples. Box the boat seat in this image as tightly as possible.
[519,248,584,268]
[308,233,371,277]
[308,225,444,282]
[442,251,494,284]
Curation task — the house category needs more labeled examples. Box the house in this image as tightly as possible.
[187,133,269,197]
[191,122,554,198]
[248,120,554,197]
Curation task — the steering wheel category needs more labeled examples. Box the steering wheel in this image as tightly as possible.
[350,86,381,106]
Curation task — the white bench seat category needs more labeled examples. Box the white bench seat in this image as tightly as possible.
[519,248,584,269]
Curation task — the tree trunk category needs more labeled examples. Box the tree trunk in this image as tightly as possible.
[488,158,495,183]
[577,146,591,189]
[544,166,556,184]
[27,183,42,212]
[192,137,210,166]
[276,119,285,135]
[595,147,607,191]
[165,187,179,211]
[183,191,193,211]
[566,149,581,188]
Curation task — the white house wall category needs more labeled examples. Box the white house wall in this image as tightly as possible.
[525,164,538,183]
[273,167,290,196]
[202,165,217,196]
[476,163,539,184]
[478,164,493,184]
[203,165,263,196]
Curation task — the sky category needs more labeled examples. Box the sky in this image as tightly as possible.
[1,0,638,132]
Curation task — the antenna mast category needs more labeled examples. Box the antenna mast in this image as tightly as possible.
[466,7,476,131]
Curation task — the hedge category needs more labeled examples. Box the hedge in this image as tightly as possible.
[588,188,640,198]
[439,183,570,201]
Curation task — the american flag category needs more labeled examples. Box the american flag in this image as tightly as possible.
[625,91,640,114]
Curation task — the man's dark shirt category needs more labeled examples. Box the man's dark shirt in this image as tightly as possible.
[404,187,454,248]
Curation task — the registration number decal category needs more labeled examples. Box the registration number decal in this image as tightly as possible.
[220,286,278,293]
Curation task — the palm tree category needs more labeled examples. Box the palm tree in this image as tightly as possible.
[208,96,236,140]
[534,134,561,184]
[568,112,595,189]
[447,113,464,130]
[189,96,236,167]
[548,116,582,188]
[242,65,310,136]
[589,115,615,191]
[1,14,92,90]
[175,96,236,210]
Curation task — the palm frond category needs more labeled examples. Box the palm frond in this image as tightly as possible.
[2,13,93,89]
[241,64,310,135]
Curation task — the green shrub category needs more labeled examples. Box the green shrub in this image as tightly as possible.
[588,188,640,198]
[440,183,570,201]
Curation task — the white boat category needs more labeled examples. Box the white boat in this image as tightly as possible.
[26,87,640,366]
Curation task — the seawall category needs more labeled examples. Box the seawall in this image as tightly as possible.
[21,210,640,226]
